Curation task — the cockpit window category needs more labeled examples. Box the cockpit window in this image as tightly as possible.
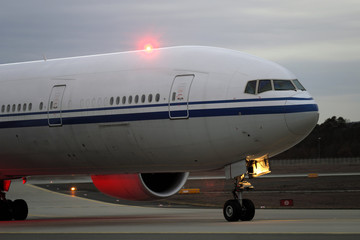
[293,79,306,91]
[244,79,301,95]
[258,80,272,93]
[273,80,296,91]
[244,80,257,94]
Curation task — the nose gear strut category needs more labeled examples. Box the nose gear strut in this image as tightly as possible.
[223,174,255,222]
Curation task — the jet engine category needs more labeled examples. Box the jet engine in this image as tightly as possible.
[91,172,189,201]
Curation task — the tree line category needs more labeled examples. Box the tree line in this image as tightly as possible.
[274,116,360,159]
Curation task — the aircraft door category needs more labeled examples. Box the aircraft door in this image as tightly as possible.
[48,85,66,127]
[168,75,194,119]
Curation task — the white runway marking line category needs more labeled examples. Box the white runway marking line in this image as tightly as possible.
[26,184,145,208]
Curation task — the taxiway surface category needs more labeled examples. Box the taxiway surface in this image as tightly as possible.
[1,181,359,239]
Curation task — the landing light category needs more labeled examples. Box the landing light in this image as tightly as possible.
[70,187,77,191]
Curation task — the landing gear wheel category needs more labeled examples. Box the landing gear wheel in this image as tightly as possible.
[13,199,28,220]
[223,174,256,222]
[1,179,29,221]
[223,199,241,222]
[239,199,255,221]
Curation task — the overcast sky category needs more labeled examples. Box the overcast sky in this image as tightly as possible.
[1,0,359,123]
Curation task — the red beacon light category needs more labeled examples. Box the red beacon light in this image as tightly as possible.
[144,44,153,53]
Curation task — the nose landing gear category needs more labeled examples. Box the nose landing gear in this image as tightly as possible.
[0,180,28,221]
[223,174,255,222]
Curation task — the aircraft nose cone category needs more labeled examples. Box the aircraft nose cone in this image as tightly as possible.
[284,100,319,136]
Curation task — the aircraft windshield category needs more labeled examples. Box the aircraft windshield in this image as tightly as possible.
[293,79,306,91]
[273,80,296,91]
[244,79,305,95]
[258,80,272,93]
[244,80,257,94]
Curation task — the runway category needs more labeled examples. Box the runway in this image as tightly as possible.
[1,181,359,239]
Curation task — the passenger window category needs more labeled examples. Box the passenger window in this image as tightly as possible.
[172,92,176,101]
[122,96,126,104]
[110,97,114,105]
[258,80,272,93]
[155,93,160,102]
[39,102,43,110]
[12,104,16,112]
[244,80,257,94]
[7,105,10,112]
[134,95,139,104]
[28,103,32,111]
[23,103,27,111]
[141,94,145,103]
[116,96,120,105]
[128,96,132,104]
[1,105,5,113]
[273,80,296,91]
[148,94,153,103]
[293,79,306,91]
[17,104,21,112]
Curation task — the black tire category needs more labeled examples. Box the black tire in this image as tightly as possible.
[0,200,13,221]
[223,199,241,222]
[13,199,28,221]
[239,199,255,221]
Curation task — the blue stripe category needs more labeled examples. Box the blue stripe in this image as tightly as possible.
[0,97,313,118]
[0,104,318,129]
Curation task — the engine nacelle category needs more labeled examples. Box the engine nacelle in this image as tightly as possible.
[91,172,189,201]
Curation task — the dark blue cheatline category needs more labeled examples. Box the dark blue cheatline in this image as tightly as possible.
[0,97,313,118]
[0,104,318,129]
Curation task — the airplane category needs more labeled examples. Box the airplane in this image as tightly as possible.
[0,45,319,221]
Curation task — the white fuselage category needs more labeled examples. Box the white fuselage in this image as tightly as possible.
[0,46,318,178]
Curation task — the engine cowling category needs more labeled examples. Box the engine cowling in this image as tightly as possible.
[91,172,189,201]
